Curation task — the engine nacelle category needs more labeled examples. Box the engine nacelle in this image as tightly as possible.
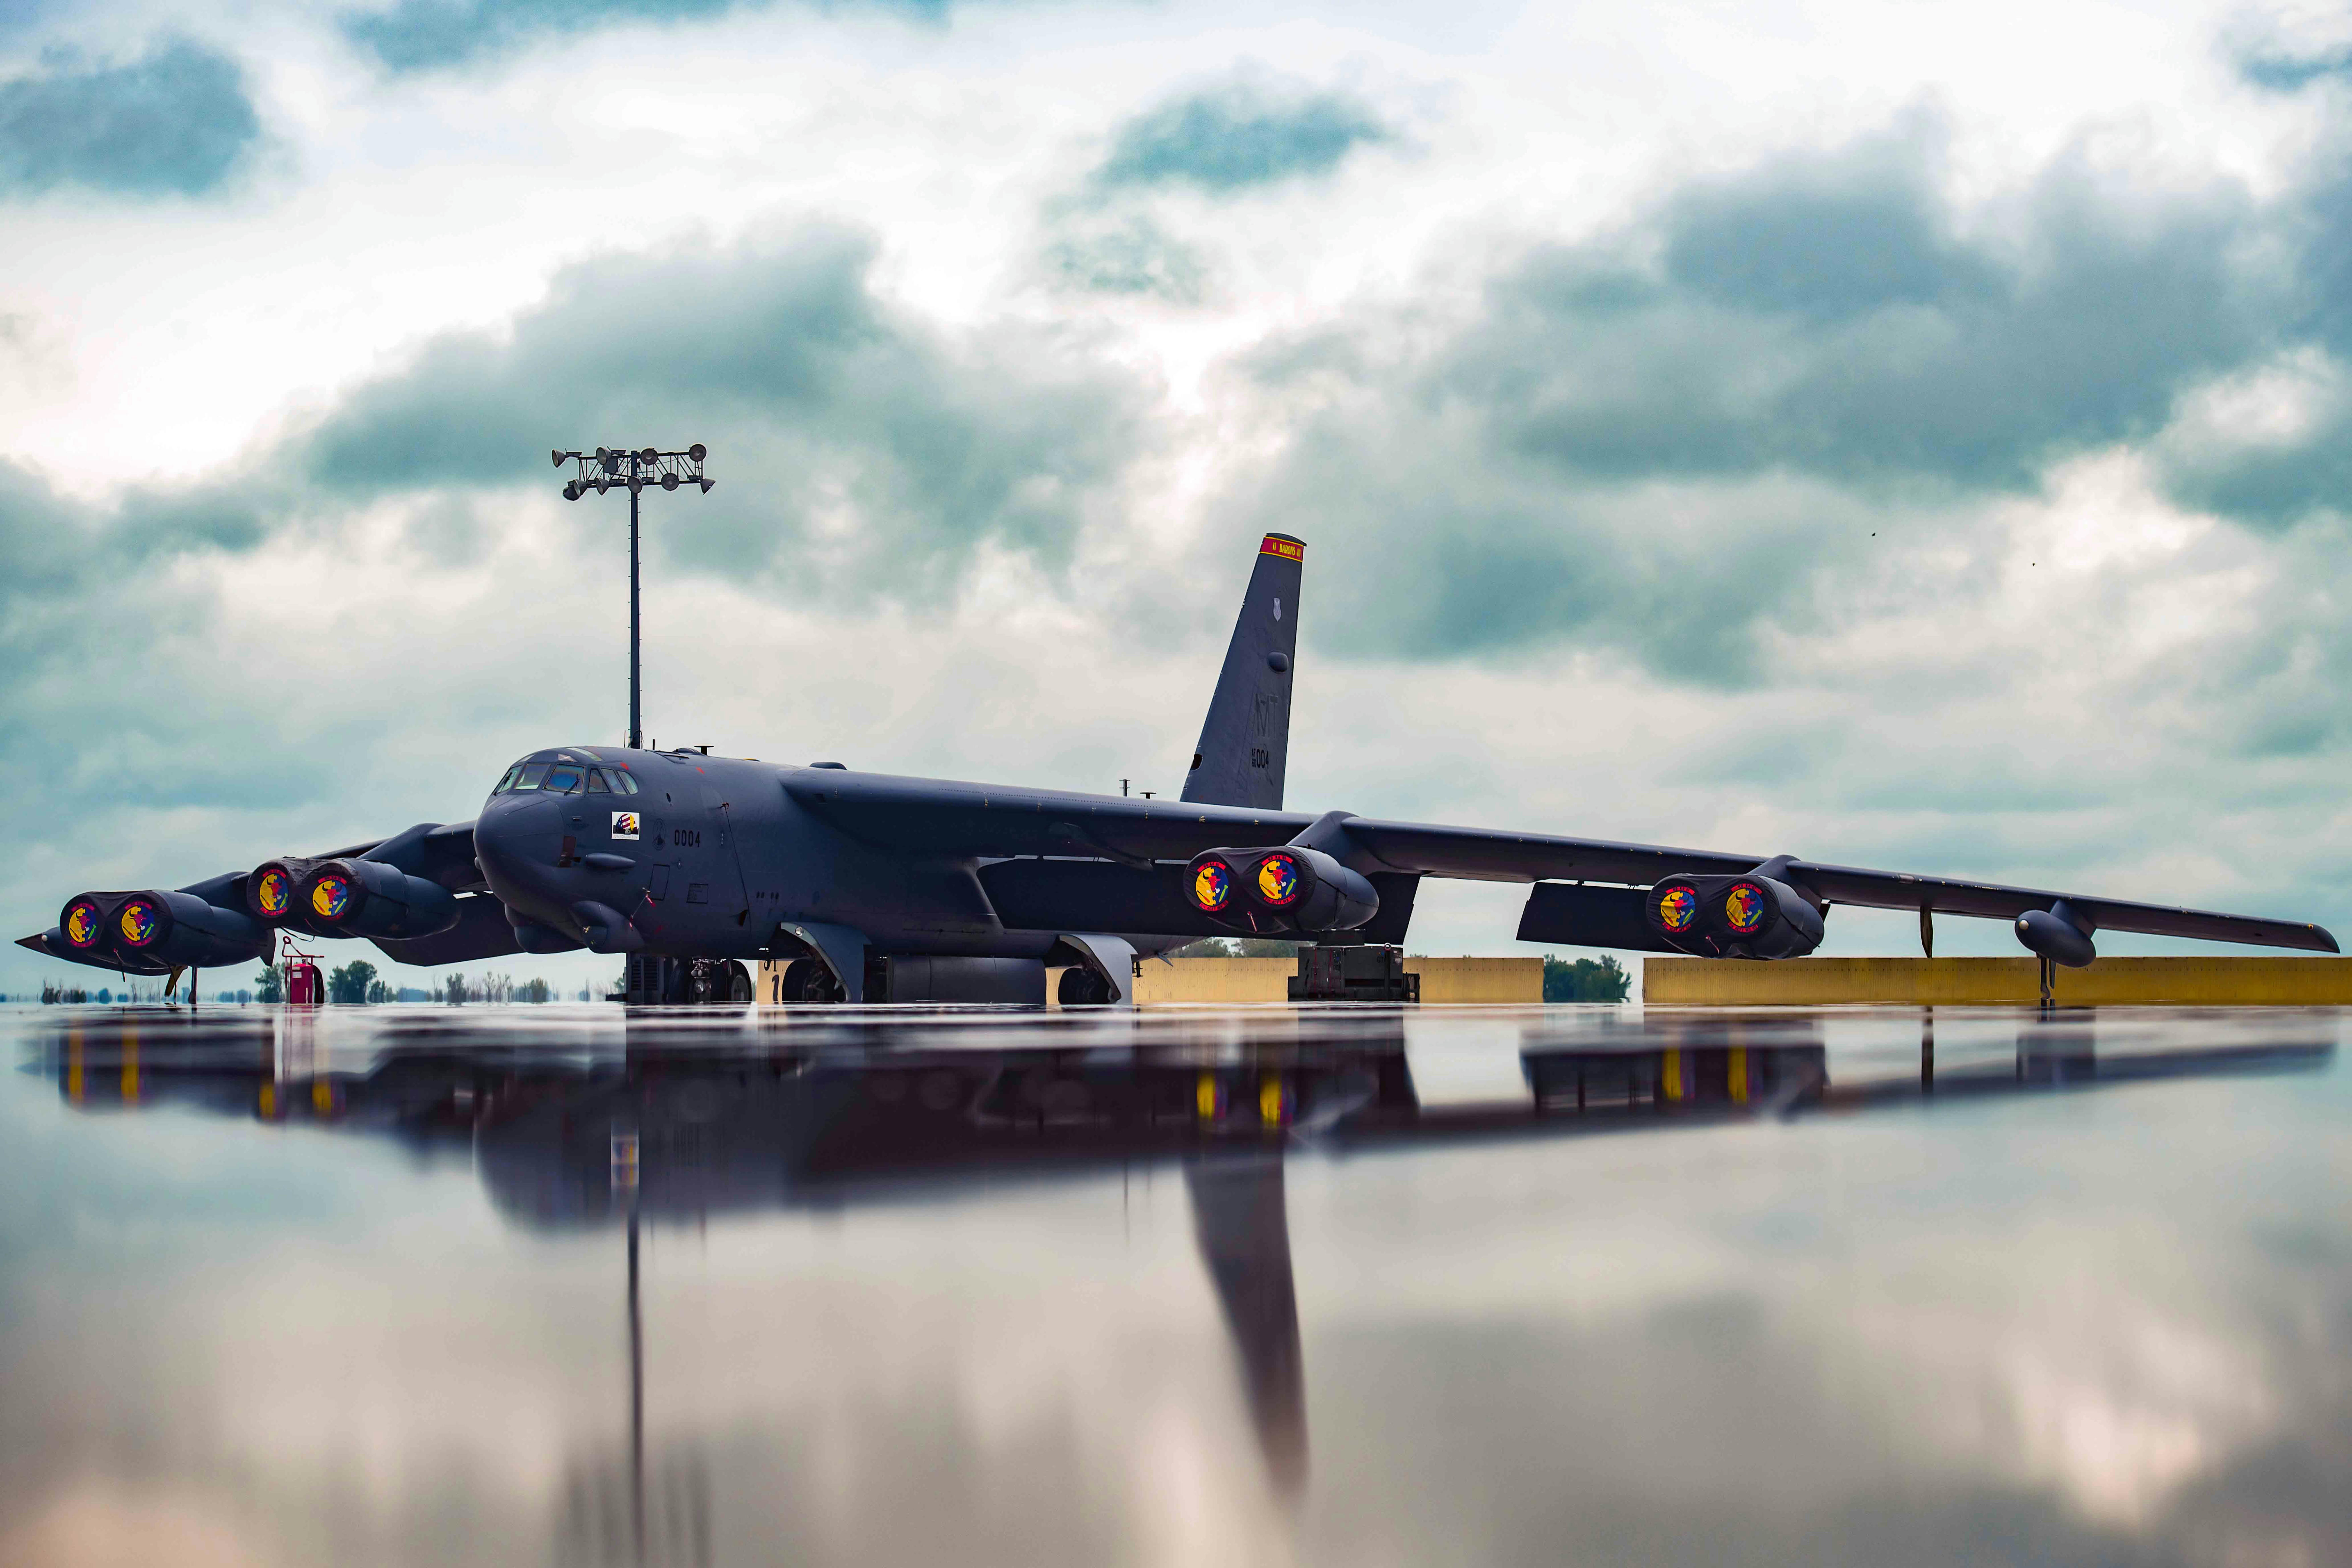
[2015,903,2097,968]
[297,857,459,940]
[1185,845,1379,936]
[1645,872,1825,959]
[59,888,268,969]
[247,857,332,934]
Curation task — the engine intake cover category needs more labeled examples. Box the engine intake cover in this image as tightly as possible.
[1645,872,1825,960]
[58,888,267,969]
[1184,845,1378,936]
[297,857,460,940]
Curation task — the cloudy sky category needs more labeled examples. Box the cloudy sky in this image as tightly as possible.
[8,0,2352,989]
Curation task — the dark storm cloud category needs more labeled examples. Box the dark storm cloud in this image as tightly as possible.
[0,459,264,616]
[0,459,330,835]
[0,39,259,199]
[2231,18,2352,95]
[1226,121,2278,680]
[1470,135,2259,491]
[0,462,109,640]
[1042,215,1210,302]
[2239,47,2352,92]
[2154,150,2352,526]
[300,225,1151,598]
[1093,82,1391,193]
[340,0,946,73]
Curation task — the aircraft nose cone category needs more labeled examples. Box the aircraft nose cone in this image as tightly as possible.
[476,796,564,908]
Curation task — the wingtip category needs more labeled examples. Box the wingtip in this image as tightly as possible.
[2317,924,2342,955]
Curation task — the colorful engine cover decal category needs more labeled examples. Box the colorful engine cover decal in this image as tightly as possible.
[64,900,100,947]
[1724,882,1766,933]
[256,867,291,917]
[311,873,353,920]
[1191,860,1231,912]
[1258,535,1304,562]
[1656,885,1698,932]
[611,811,640,841]
[118,900,160,947]
[1256,853,1302,906]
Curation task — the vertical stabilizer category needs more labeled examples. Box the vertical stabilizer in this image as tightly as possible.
[1181,534,1303,809]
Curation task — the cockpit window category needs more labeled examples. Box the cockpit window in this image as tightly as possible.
[585,769,612,793]
[510,763,549,791]
[492,766,521,794]
[610,769,640,795]
[545,765,585,794]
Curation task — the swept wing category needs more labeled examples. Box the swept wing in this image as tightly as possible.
[790,771,2337,953]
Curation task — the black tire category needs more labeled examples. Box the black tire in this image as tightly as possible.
[1057,966,1114,1006]
[782,958,845,1003]
[726,961,753,1003]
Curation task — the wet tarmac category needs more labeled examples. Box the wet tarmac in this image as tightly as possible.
[2,1001,2346,1567]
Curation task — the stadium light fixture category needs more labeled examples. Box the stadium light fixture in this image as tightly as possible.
[552,444,714,750]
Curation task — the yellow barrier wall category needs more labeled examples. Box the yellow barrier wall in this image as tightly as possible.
[1130,955,1543,1003]
[1130,957,1296,1003]
[1405,957,1545,1004]
[1644,956,2352,1006]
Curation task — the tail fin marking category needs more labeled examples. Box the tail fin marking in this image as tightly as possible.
[1181,534,1304,810]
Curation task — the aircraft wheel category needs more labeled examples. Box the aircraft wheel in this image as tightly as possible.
[781,958,845,1003]
[1057,966,1114,1006]
[726,961,753,1004]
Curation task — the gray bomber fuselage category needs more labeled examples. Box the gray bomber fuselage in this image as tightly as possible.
[476,747,1195,962]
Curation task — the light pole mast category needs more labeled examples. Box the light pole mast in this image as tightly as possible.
[628,480,641,749]
[553,444,711,750]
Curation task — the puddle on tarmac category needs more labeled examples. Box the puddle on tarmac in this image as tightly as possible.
[2,1002,2345,1566]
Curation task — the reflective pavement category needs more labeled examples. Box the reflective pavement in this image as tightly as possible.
[2,1002,2346,1566]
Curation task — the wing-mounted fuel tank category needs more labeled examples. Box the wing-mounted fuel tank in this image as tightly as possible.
[2014,899,2097,967]
[1645,856,1827,960]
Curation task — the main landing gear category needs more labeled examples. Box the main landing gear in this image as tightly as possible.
[775,958,848,1004]
[619,955,755,1005]
[1056,966,1116,1006]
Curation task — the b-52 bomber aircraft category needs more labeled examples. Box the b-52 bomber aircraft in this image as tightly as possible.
[22,534,2341,1004]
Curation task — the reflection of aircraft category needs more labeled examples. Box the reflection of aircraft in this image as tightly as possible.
[21,537,2337,1004]
[1187,1155,1307,1496]
[28,1009,2335,1517]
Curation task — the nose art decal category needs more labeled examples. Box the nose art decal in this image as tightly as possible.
[611,811,641,841]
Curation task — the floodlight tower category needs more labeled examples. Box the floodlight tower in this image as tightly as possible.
[553,445,712,750]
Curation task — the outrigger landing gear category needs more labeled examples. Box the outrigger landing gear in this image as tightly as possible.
[619,956,754,1005]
